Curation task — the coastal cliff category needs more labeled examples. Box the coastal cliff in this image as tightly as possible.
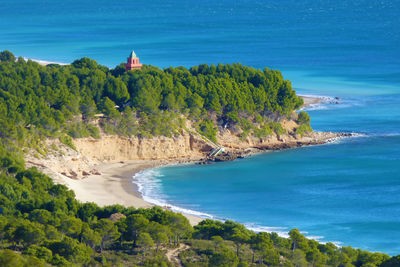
[25,115,345,181]
[73,132,213,162]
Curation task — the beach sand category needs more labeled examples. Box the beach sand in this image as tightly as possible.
[61,160,204,226]
[300,95,324,108]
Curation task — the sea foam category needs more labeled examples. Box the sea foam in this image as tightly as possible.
[132,168,215,219]
[300,94,362,111]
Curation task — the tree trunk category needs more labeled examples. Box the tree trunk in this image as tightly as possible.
[236,243,240,257]
[174,233,177,246]
[134,231,138,247]
[252,250,255,264]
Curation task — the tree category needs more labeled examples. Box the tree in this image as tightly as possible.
[80,97,97,120]
[0,50,16,62]
[297,111,311,125]
[263,248,280,266]
[168,213,192,246]
[291,249,308,267]
[29,209,52,225]
[306,247,325,267]
[80,223,101,249]
[209,245,239,267]
[101,97,120,119]
[212,235,224,251]
[25,245,53,262]
[289,229,309,252]
[104,75,130,105]
[58,216,82,239]
[46,236,92,264]
[0,216,8,240]
[125,214,149,247]
[77,202,100,223]
[231,227,250,259]
[137,232,154,263]
[153,232,169,251]
[250,232,273,264]
[381,255,400,267]
[0,250,25,267]
[94,219,120,252]
[13,221,45,247]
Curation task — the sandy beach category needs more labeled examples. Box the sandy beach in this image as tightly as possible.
[61,160,204,226]
[300,95,324,108]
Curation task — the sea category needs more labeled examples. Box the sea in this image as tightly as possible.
[1,0,400,255]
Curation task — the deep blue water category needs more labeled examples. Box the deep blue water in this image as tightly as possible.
[2,0,400,255]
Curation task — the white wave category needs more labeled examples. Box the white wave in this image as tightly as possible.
[299,94,361,111]
[132,168,215,219]
[324,132,366,144]
[245,223,290,238]
[246,223,344,246]
[23,57,69,66]
[371,132,400,137]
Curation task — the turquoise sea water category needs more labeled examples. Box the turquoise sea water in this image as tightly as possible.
[1,0,400,254]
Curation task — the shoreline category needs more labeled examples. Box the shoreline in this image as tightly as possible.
[59,159,205,226]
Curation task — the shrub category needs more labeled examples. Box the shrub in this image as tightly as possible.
[298,111,311,125]
[295,124,313,136]
[269,121,286,135]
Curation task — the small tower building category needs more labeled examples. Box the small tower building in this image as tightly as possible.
[125,50,142,71]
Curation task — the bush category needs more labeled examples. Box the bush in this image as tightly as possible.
[0,50,16,62]
[253,123,273,138]
[25,245,53,262]
[269,121,286,135]
[298,111,311,125]
[59,134,76,150]
[295,124,312,136]
[199,119,217,143]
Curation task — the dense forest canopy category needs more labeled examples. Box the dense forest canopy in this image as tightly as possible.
[0,50,305,148]
[2,50,396,266]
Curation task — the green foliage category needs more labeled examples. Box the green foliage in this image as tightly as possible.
[0,52,305,150]
[59,134,76,150]
[198,119,218,143]
[253,123,273,138]
[269,121,286,135]
[0,249,30,267]
[25,245,53,262]
[298,111,311,125]
[295,111,312,136]
[0,50,16,62]
[295,123,313,136]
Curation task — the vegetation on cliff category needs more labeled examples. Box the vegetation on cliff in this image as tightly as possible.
[0,50,308,151]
